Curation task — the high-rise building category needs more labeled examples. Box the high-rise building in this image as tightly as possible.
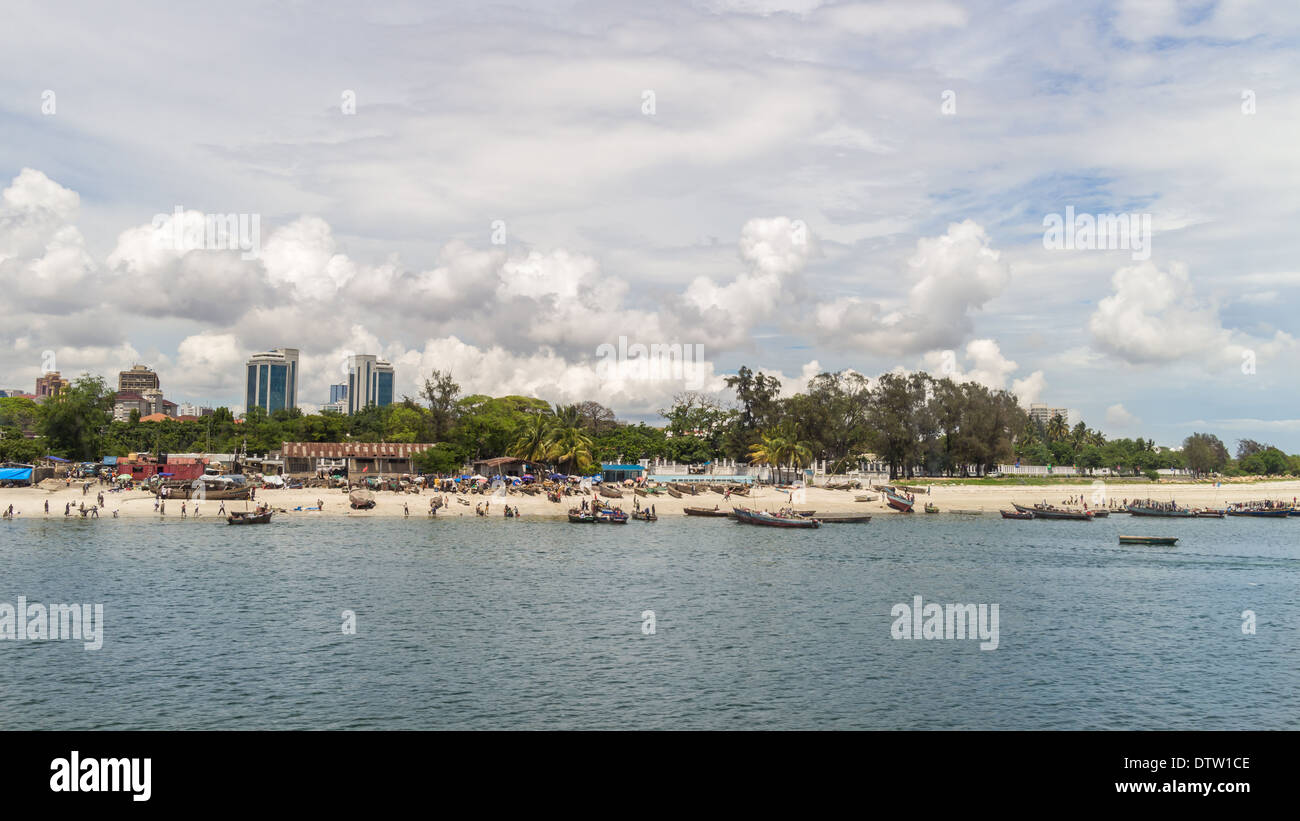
[35,371,69,398]
[177,403,213,418]
[119,364,160,394]
[329,383,348,404]
[346,355,394,414]
[245,348,299,414]
[1028,403,1070,427]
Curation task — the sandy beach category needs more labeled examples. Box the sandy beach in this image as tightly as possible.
[4,479,1299,520]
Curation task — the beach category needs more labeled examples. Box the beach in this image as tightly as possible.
[5,479,1299,520]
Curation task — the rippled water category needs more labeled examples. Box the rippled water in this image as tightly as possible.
[1,513,1295,729]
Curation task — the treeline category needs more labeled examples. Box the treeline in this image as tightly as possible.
[3,369,1298,480]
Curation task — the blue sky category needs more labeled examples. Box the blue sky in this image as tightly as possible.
[1,0,1297,450]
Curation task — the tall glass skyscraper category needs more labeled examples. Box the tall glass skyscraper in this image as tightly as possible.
[346,355,395,414]
[245,348,299,414]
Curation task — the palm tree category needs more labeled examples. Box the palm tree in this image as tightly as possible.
[1046,413,1069,443]
[748,422,813,484]
[544,404,594,475]
[508,412,552,467]
[547,425,594,475]
[748,429,790,483]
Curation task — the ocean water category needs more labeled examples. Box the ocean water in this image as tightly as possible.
[0,512,1295,729]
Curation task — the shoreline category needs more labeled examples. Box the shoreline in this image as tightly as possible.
[4,479,1298,520]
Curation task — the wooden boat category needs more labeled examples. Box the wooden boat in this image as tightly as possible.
[813,513,871,524]
[634,488,648,497]
[1227,507,1290,517]
[683,506,729,517]
[855,494,878,502]
[227,510,271,525]
[1194,509,1225,518]
[666,487,683,499]
[631,509,657,521]
[567,511,596,523]
[747,510,820,529]
[1089,509,1109,518]
[596,509,629,524]
[348,489,376,510]
[884,488,915,513]
[793,510,816,517]
[924,503,939,514]
[1119,535,1178,546]
[599,486,623,499]
[1127,504,1195,518]
[1000,509,1033,520]
[1016,502,1093,520]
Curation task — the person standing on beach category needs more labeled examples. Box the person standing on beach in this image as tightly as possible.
[404,502,409,517]
[181,502,187,518]
[44,500,49,514]
[218,501,226,516]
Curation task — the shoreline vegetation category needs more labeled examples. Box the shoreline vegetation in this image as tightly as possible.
[4,366,1298,494]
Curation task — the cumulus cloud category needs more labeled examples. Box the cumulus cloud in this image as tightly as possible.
[1105,403,1139,428]
[815,220,1011,356]
[920,338,1046,405]
[1089,261,1296,368]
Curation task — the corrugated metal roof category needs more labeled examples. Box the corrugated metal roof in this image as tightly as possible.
[280,442,438,459]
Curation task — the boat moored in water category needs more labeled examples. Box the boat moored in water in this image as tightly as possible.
[1119,535,1178,545]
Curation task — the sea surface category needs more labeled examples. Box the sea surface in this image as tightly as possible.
[1,513,1296,729]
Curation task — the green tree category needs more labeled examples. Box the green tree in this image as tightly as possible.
[39,375,114,459]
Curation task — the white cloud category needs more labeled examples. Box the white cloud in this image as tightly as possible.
[1105,403,1139,428]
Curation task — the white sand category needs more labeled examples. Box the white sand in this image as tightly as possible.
[3,479,1297,520]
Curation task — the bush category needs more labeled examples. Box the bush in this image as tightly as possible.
[1144,469,1160,481]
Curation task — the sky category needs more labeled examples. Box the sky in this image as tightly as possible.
[1,0,1298,449]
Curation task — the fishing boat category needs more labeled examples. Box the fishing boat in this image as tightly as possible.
[227,509,272,525]
[600,486,623,499]
[1227,506,1290,518]
[924,503,939,514]
[634,488,648,497]
[631,509,657,522]
[812,513,871,524]
[683,506,729,517]
[1194,508,1225,518]
[1127,504,1195,518]
[348,489,376,510]
[1015,502,1093,521]
[596,509,629,524]
[666,487,683,499]
[1119,535,1178,546]
[567,510,596,523]
[1089,509,1109,518]
[883,488,915,513]
[1000,509,1033,520]
[745,510,820,529]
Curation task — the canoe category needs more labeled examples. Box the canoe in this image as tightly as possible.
[683,506,729,517]
[634,488,648,497]
[567,512,596,523]
[666,488,683,499]
[1000,510,1033,520]
[227,511,271,525]
[1194,509,1225,518]
[1016,502,1093,520]
[813,513,871,524]
[631,510,657,521]
[1227,508,1290,517]
[747,511,820,529]
[596,510,629,524]
[600,486,623,499]
[1119,535,1178,545]
[924,503,939,514]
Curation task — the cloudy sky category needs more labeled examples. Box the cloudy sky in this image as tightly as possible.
[2,0,1298,448]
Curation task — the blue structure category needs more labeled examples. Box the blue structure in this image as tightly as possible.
[601,463,645,483]
[245,348,299,414]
